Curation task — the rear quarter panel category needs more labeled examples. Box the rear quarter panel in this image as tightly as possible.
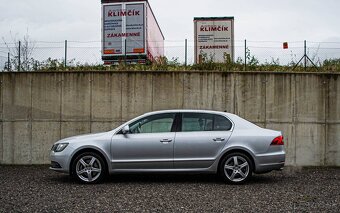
[224,128,280,154]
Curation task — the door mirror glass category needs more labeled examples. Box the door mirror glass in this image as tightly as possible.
[122,125,130,134]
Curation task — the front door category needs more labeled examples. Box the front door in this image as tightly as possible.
[111,113,176,170]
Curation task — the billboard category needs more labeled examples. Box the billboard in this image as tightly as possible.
[102,2,145,56]
[194,17,234,64]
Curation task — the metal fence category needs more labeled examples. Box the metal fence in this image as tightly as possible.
[1,39,340,71]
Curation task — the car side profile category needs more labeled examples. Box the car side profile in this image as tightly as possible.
[50,110,285,184]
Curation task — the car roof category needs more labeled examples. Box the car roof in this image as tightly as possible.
[111,109,262,133]
[143,109,233,117]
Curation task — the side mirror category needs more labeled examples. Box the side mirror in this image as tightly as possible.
[122,125,130,134]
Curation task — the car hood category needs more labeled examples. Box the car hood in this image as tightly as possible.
[57,131,112,144]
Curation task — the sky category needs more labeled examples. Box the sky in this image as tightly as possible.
[0,0,340,66]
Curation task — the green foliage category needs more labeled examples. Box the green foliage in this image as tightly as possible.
[322,58,340,71]
[39,58,65,70]
[245,47,259,70]
[4,54,340,73]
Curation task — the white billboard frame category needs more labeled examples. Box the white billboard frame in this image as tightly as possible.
[194,17,235,64]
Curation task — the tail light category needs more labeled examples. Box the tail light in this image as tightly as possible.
[271,136,284,146]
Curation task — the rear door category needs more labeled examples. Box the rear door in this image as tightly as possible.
[174,112,233,168]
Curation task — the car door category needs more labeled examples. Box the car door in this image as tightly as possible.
[111,113,176,170]
[174,112,233,169]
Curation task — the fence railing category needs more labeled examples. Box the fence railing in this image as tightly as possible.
[1,39,340,72]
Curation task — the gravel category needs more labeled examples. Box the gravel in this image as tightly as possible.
[0,166,339,212]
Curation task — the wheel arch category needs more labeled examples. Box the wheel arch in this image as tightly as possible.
[217,148,256,173]
[69,147,110,175]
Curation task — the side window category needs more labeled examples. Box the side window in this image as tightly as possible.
[181,113,232,132]
[129,113,175,134]
[214,115,232,131]
[182,113,213,132]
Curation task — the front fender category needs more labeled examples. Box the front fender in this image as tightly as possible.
[68,144,111,173]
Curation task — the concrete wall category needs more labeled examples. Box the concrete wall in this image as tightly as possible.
[0,71,339,166]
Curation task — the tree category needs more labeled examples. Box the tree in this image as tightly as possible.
[2,31,36,71]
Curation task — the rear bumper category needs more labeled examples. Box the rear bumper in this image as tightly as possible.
[254,151,285,173]
[254,162,285,173]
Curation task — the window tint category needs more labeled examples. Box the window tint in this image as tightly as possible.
[129,113,175,134]
[182,113,213,132]
[214,115,232,131]
[181,113,232,132]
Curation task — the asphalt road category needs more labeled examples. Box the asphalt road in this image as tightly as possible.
[0,166,339,212]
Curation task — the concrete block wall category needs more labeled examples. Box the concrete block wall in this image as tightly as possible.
[0,71,339,166]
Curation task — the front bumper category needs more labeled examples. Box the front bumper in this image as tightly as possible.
[49,145,75,174]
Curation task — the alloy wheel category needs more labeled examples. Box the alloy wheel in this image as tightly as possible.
[224,155,250,182]
[75,155,102,183]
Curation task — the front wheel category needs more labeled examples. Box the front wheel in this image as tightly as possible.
[72,152,107,184]
[219,152,253,184]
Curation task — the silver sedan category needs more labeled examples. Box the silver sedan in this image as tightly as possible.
[50,110,285,184]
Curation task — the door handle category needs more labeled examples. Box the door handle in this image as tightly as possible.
[213,138,225,142]
[160,139,172,143]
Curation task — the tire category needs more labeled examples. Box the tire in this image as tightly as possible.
[72,152,107,184]
[219,152,253,184]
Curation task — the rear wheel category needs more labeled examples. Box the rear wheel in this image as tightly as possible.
[219,152,253,184]
[72,152,106,184]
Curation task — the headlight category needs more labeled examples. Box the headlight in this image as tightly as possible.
[52,143,69,152]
